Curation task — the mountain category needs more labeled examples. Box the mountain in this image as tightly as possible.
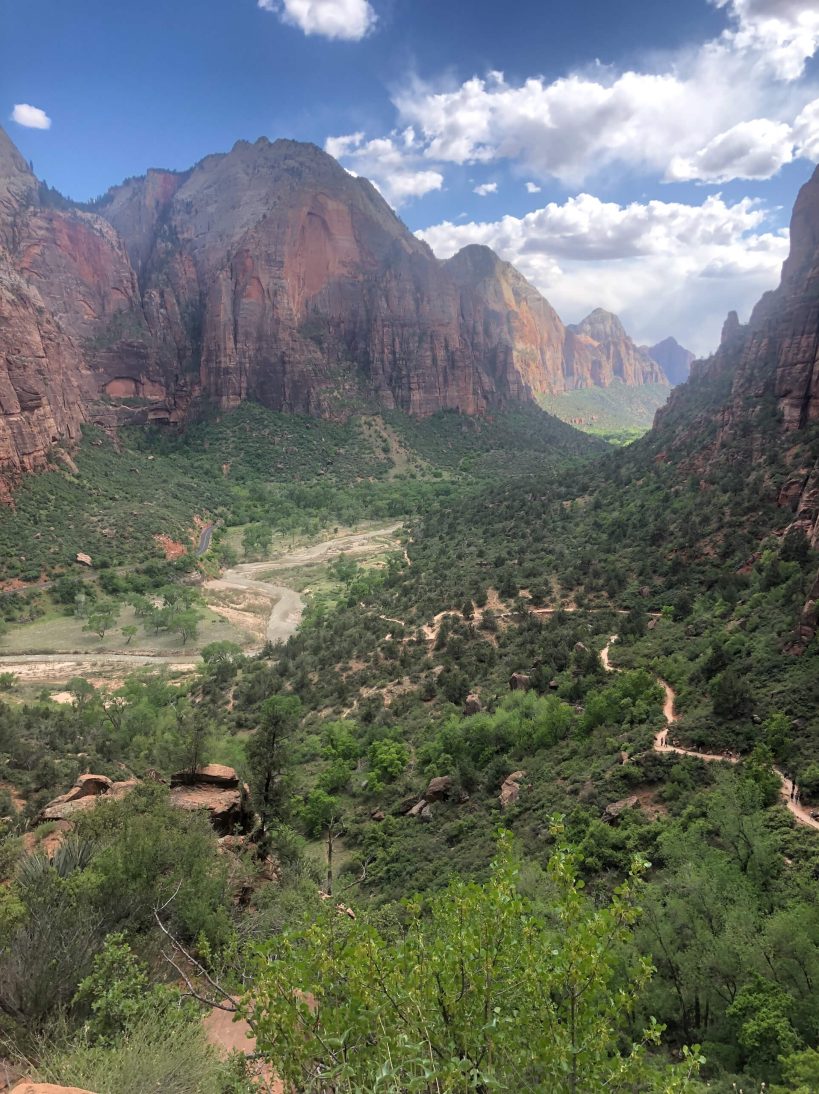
[0,129,661,494]
[569,309,667,386]
[650,164,819,648]
[643,336,694,385]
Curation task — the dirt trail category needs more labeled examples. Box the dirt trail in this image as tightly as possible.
[601,634,819,832]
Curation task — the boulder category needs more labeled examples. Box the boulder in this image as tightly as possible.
[170,764,239,789]
[407,799,428,818]
[38,772,117,822]
[169,781,251,836]
[463,693,482,715]
[509,673,531,692]
[602,796,639,824]
[499,770,526,809]
[424,775,453,802]
[75,553,92,567]
[63,774,112,801]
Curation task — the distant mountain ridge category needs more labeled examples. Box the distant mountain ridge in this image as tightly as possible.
[0,127,665,493]
[643,336,695,386]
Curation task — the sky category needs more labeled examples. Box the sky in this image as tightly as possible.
[4,0,819,354]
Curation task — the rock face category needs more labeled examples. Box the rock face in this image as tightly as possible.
[38,767,251,835]
[656,166,819,449]
[650,167,819,647]
[569,310,667,387]
[170,765,253,835]
[499,770,526,809]
[645,336,694,386]
[0,126,667,495]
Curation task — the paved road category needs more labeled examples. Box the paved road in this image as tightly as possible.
[196,523,214,556]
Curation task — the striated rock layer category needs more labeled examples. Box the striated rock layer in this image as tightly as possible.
[0,127,667,493]
[651,165,819,648]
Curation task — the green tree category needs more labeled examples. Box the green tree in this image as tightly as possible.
[174,609,201,646]
[83,603,119,639]
[120,625,137,646]
[245,832,701,1092]
[242,522,273,559]
[711,668,752,719]
[247,695,303,827]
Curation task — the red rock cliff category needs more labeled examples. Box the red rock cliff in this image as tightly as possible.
[0,129,666,492]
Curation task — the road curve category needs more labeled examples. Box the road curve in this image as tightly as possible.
[601,634,819,832]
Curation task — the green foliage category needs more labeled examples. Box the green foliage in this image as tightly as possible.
[74,932,192,1044]
[245,832,700,1092]
[367,738,409,784]
[37,1011,238,1094]
[247,695,303,825]
[300,788,341,838]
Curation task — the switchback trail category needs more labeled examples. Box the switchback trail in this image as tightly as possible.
[601,635,819,832]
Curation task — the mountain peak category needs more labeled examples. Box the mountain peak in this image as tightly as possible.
[0,125,39,231]
[572,308,627,342]
[645,336,695,386]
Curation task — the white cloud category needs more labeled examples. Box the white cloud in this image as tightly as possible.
[667,118,795,181]
[713,0,819,80]
[382,1,819,187]
[324,132,443,204]
[525,182,542,193]
[792,95,819,156]
[417,193,789,354]
[258,0,376,41]
[473,181,497,196]
[10,103,51,130]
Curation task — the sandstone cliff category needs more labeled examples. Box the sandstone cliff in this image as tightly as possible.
[0,128,667,492]
[569,309,667,388]
[650,166,819,648]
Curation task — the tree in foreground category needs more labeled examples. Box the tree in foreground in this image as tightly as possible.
[243,830,702,1093]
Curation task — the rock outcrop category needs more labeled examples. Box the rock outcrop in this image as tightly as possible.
[499,770,526,809]
[38,766,252,835]
[645,336,694,386]
[569,310,667,388]
[0,126,671,495]
[649,167,819,647]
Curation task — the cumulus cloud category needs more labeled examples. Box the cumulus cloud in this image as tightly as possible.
[381,1,819,186]
[258,0,376,41]
[324,132,443,204]
[667,118,795,181]
[10,103,51,130]
[525,182,542,193]
[473,181,497,196]
[792,95,819,156]
[417,193,789,354]
[713,0,819,80]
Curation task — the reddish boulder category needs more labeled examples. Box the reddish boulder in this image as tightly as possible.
[424,775,453,802]
[499,770,526,809]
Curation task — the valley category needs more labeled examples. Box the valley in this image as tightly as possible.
[1,117,819,1094]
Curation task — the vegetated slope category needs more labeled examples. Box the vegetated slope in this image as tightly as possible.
[537,380,672,443]
[5,147,819,1094]
[0,401,600,583]
[1,124,646,496]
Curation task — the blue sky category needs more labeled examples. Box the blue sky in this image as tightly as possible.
[4,0,819,352]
